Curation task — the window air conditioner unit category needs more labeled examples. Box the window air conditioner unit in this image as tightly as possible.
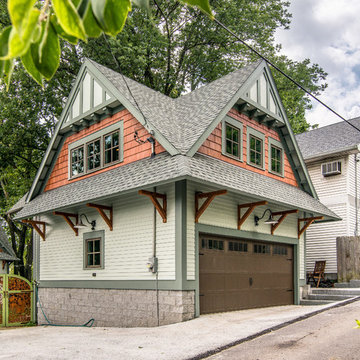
[321,161,341,177]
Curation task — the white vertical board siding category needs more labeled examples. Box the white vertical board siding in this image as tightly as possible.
[39,184,176,281]
[186,181,300,279]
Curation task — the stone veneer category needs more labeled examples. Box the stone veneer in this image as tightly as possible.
[37,288,195,327]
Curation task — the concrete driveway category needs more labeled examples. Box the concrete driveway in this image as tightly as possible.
[0,299,357,360]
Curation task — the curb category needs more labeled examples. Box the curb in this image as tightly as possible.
[187,296,360,360]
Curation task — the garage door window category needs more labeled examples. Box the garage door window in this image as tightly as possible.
[254,244,270,254]
[273,245,288,256]
[202,239,224,250]
[229,241,247,252]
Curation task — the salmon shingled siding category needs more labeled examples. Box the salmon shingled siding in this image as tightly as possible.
[197,108,298,187]
[44,109,165,191]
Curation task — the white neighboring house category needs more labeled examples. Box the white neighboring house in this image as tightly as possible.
[296,118,360,279]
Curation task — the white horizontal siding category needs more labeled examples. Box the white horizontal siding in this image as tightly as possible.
[305,204,347,274]
[39,184,176,281]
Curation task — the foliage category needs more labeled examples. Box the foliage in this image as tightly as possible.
[0,27,81,279]
[0,0,212,87]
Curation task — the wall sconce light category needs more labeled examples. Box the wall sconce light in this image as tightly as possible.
[254,209,278,226]
[74,214,96,231]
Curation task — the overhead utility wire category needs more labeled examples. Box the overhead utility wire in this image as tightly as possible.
[212,17,360,133]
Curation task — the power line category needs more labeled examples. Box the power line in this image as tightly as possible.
[212,17,360,133]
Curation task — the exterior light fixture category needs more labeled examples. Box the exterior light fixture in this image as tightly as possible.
[74,214,96,230]
[254,209,278,226]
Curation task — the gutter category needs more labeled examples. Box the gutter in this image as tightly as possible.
[303,144,360,164]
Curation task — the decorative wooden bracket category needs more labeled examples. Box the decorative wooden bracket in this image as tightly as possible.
[195,190,227,223]
[139,190,167,223]
[22,219,46,241]
[86,203,113,230]
[298,216,323,239]
[270,209,298,235]
[53,211,79,236]
[238,200,267,230]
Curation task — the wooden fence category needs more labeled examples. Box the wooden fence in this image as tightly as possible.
[337,236,360,282]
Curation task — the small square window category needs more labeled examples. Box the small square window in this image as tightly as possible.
[249,135,263,167]
[71,146,84,177]
[271,145,282,174]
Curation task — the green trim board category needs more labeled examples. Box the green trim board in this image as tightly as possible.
[222,115,244,162]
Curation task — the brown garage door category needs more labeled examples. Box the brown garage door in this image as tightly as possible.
[199,235,294,314]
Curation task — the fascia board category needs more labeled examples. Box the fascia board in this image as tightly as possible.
[186,61,264,157]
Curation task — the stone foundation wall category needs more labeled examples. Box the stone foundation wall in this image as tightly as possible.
[37,288,195,327]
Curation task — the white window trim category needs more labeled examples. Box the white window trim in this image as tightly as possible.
[268,137,284,177]
[68,120,124,179]
[221,115,243,162]
[246,126,265,170]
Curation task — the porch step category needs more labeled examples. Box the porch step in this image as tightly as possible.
[300,299,334,306]
[307,294,353,301]
[311,288,360,296]
[335,280,360,288]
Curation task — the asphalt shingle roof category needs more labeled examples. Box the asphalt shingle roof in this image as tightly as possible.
[92,60,261,154]
[15,153,339,221]
[296,117,360,160]
[0,225,18,261]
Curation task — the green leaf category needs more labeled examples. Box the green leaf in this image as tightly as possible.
[50,15,78,45]
[132,0,150,14]
[181,0,213,19]
[21,50,43,86]
[91,0,131,37]
[8,0,37,37]
[5,9,40,59]
[83,3,103,38]
[52,0,87,41]
[2,58,14,90]
[31,23,60,80]
[355,319,360,328]
[77,0,90,18]
[0,27,11,58]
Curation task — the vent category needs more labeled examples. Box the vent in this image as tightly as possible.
[321,161,341,177]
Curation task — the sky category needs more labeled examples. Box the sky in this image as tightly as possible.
[275,0,360,128]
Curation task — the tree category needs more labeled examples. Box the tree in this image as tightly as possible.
[0,1,82,278]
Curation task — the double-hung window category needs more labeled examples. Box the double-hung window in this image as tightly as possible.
[247,126,265,170]
[69,121,123,179]
[222,116,243,161]
[268,137,284,177]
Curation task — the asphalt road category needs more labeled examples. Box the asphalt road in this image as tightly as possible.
[206,300,360,360]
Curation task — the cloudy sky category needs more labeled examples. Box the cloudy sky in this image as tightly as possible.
[275,0,360,128]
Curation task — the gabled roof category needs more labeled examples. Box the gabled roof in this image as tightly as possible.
[296,117,360,161]
[15,58,318,215]
[14,152,339,221]
[0,225,18,261]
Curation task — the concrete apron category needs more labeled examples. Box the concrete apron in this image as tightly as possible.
[1,298,359,360]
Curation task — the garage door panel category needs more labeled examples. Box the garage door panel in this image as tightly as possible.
[200,235,294,314]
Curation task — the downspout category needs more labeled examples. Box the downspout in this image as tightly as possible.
[355,154,359,236]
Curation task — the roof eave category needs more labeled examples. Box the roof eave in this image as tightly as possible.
[303,144,360,163]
